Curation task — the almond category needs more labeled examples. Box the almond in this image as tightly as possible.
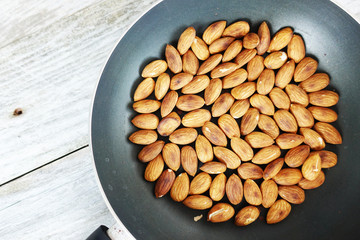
[181,146,198,177]
[176,94,205,111]
[231,82,256,100]
[314,122,342,144]
[244,179,262,206]
[214,147,241,169]
[177,26,196,55]
[302,152,322,181]
[298,170,325,189]
[230,99,250,119]
[245,131,274,148]
[247,55,264,81]
[258,114,280,139]
[240,108,260,135]
[165,44,182,73]
[287,34,305,63]
[308,90,339,107]
[294,57,318,82]
[191,36,210,60]
[218,114,240,138]
[182,49,199,75]
[275,133,304,149]
[197,54,223,75]
[298,73,330,92]
[202,121,227,147]
[155,169,175,198]
[133,99,161,113]
[222,21,250,38]
[257,21,271,55]
[273,168,303,185]
[264,51,288,69]
[141,60,168,78]
[170,72,194,90]
[257,69,275,95]
[223,40,243,62]
[138,140,165,162]
[250,94,275,115]
[308,106,338,123]
[234,206,260,226]
[284,145,310,167]
[226,174,244,205]
[170,173,190,202]
[237,162,263,180]
[204,78,222,105]
[207,203,235,223]
[252,145,281,165]
[131,113,159,130]
[183,195,213,210]
[182,75,210,94]
[261,179,279,208]
[269,87,291,110]
[318,150,337,168]
[195,135,214,163]
[169,128,198,145]
[129,129,157,145]
[222,68,248,89]
[134,77,155,101]
[268,27,293,52]
[189,172,212,195]
[243,33,260,49]
[230,137,254,162]
[234,49,257,68]
[266,199,291,224]
[182,109,211,128]
[278,185,305,204]
[203,20,227,45]
[200,161,227,174]
[263,158,284,180]
[162,143,181,171]
[273,110,298,133]
[275,59,295,88]
[285,84,309,106]
[161,90,178,117]
[155,73,170,100]
[299,127,326,150]
[209,173,227,201]
[157,112,181,136]
[209,37,235,54]
[211,93,235,117]
[290,103,314,128]
[144,154,165,181]
[210,62,239,78]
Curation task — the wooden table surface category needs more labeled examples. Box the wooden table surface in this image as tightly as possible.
[0,0,359,239]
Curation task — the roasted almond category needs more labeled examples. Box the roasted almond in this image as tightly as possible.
[181,146,198,177]
[247,55,264,81]
[264,51,288,69]
[268,27,293,52]
[141,60,168,78]
[243,33,260,49]
[298,170,325,189]
[237,162,263,180]
[138,140,165,163]
[200,161,227,174]
[261,179,278,208]
[182,109,211,128]
[318,150,337,168]
[269,87,291,110]
[298,73,330,92]
[257,68,275,95]
[275,133,304,149]
[294,57,318,82]
[182,75,210,94]
[275,59,295,88]
[144,154,165,181]
[234,49,257,68]
[203,20,227,45]
[285,84,309,106]
[257,21,271,55]
[234,206,260,226]
[299,127,326,150]
[284,145,310,168]
[222,21,250,38]
[314,122,342,144]
[250,94,275,115]
[273,110,298,133]
[170,72,193,91]
[231,137,254,162]
[133,99,161,113]
[240,108,260,135]
[202,121,227,147]
[165,44,182,73]
[195,135,214,163]
[211,93,235,117]
[191,36,210,60]
[287,34,305,63]
[176,94,205,111]
[162,143,181,171]
[169,128,198,145]
[214,147,241,169]
[245,131,274,148]
[155,73,170,100]
[223,40,243,62]
[204,78,222,105]
[161,90,178,117]
[209,173,227,201]
[258,114,280,139]
[266,199,291,224]
[134,77,155,101]
[218,114,241,138]
[308,90,339,107]
[183,195,213,210]
[231,82,256,100]
[157,112,181,136]
[209,37,235,54]
[155,169,175,198]
[222,68,248,89]
[211,62,239,78]
[273,168,303,185]
[189,172,212,195]
[177,26,196,55]
[263,158,284,180]
[290,103,314,128]
[207,203,235,223]
[278,185,305,204]
[308,106,338,123]
[226,174,244,205]
[170,173,190,202]
[252,145,281,165]
[244,179,262,206]
[131,113,159,130]
[230,99,250,119]
[197,54,223,75]
[129,129,157,145]
[182,49,199,75]
[302,152,322,181]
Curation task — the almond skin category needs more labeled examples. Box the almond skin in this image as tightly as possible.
[204,78,222,106]
[165,44,182,74]
[294,57,318,82]
[170,173,190,202]
[285,84,309,107]
[226,174,244,205]
[266,199,291,224]
[134,77,155,101]
[275,133,304,149]
[284,145,310,168]
[240,108,260,135]
[308,106,338,123]
[138,140,165,163]
[197,54,223,75]
[268,27,293,52]
[223,40,243,62]
[223,68,248,89]
[182,75,210,94]
[211,62,239,78]
[183,195,213,210]
[235,206,260,226]
[302,152,322,181]
[189,172,212,195]
[250,94,275,116]
[195,135,214,163]
[308,90,339,107]
[247,55,265,81]
[209,37,235,54]
[269,87,291,110]
[214,147,241,169]
[237,162,263,180]
[142,60,168,78]
[299,127,326,150]
[264,51,288,69]
[245,131,274,148]
[207,203,235,223]
[261,179,279,208]
[275,59,295,88]
[263,158,284,180]
[203,20,227,45]
[191,36,210,60]
[273,168,303,185]
[211,93,235,117]
[243,32,260,49]
[155,169,176,198]
[222,21,250,38]
[129,129,157,145]
[181,146,198,177]
[133,99,161,113]
[252,145,281,165]
[144,154,165,182]
[231,82,256,100]
[176,94,205,111]
[170,72,194,91]
[169,128,198,145]
[182,49,199,75]
[273,110,298,133]
[161,90,178,117]
[218,114,241,138]
[257,21,271,55]
[318,150,337,168]
[177,26,196,55]
[298,170,325,189]
[182,109,211,128]
[287,34,305,63]
[298,73,330,92]
[258,114,280,139]
[278,185,305,204]
[209,173,227,201]
[230,99,250,119]
[290,103,314,128]
[244,179,262,206]
[200,161,227,174]
[131,113,159,130]
[155,73,170,100]
[162,143,181,171]
[234,49,257,68]
[314,122,342,144]
[231,137,254,162]
[202,121,227,147]
[257,69,276,95]
[157,112,181,136]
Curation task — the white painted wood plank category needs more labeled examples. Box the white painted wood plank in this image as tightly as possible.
[332,0,360,23]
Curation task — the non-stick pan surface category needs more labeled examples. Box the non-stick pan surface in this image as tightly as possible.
[91,0,360,239]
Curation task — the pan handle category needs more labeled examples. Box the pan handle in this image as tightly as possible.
[86,225,111,240]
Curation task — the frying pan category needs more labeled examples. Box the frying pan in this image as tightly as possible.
[90,0,360,239]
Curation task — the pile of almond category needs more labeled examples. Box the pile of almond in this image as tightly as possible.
[129,20,342,226]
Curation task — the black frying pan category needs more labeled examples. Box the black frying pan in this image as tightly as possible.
[90,0,360,239]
